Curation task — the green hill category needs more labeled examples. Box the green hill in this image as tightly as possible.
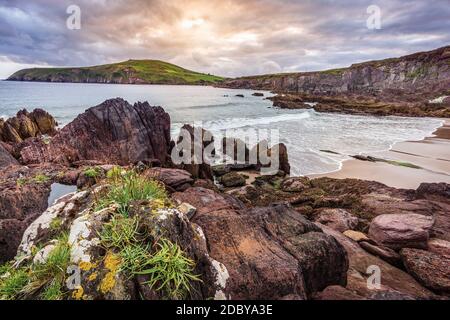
[7,60,224,85]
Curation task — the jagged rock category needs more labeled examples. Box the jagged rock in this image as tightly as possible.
[252,92,264,97]
[0,109,57,144]
[427,238,450,258]
[173,124,214,180]
[314,208,359,232]
[359,241,403,268]
[18,98,171,166]
[219,172,246,188]
[401,248,450,295]
[144,168,194,192]
[173,187,348,299]
[251,141,291,175]
[369,214,435,250]
[222,137,250,163]
[319,223,436,299]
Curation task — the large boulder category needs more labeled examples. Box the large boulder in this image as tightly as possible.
[400,248,450,295]
[173,187,348,299]
[219,172,246,188]
[18,98,171,166]
[144,168,194,192]
[368,214,435,250]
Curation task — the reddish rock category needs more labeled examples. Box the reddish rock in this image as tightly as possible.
[314,208,359,232]
[319,223,436,299]
[19,98,171,166]
[427,238,450,258]
[145,168,194,192]
[369,214,435,250]
[0,142,18,168]
[313,285,365,300]
[401,248,450,295]
[0,219,27,264]
[173,188,348,299]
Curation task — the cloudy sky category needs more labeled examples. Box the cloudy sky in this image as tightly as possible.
[0,0,449,79]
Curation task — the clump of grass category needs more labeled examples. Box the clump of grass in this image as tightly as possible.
[84,167,102,179]
[0,265,29,300]
[99,214,201,299]
[30,234,71,300]
[0,233,71,300]
[100,215,141,249]
[138,239,201,300]
[119,243,151,275]
[49,217,62,232]
[33,173,50,184]
[97,170,167,216]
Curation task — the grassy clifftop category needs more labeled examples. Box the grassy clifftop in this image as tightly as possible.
[7,60,224,85]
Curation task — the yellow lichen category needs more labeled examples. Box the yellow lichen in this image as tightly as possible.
[72,286,85,300]
[79,261,93,272]
[88,272,98,282]
[99,252,121,294]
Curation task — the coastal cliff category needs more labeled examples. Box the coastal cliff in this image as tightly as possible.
[7,60,224,85]
[223,46,450,99]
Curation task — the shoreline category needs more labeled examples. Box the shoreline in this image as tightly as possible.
[310,119,450,189]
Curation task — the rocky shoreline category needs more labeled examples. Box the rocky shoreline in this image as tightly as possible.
[1,98,449,300]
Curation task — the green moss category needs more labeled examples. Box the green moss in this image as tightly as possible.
[16,178,27,187]
[386,160,422,169]
[83,167,102,179]
[33,173,50,184]
[50,217,63,232]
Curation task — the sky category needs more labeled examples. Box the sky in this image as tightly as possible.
[0,0,449,79]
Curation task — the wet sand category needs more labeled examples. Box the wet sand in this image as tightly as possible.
[311,119,450,190]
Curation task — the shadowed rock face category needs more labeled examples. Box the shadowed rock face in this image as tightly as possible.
[0,143,18,168]
[18,98,172,166]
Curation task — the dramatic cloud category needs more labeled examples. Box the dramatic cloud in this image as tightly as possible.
[0,0,449,78]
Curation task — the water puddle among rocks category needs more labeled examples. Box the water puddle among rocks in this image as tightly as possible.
[48,183,77,206]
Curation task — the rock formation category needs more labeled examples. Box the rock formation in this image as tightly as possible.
[18,98,172,166]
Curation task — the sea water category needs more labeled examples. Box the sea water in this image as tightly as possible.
[0,81,443,176]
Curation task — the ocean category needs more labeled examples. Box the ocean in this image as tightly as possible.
[0,81,443,176]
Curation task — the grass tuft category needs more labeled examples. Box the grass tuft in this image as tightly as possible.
[97,170,167,216]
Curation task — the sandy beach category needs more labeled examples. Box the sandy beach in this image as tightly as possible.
[311,119,450,189]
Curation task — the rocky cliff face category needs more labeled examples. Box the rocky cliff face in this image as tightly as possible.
[223,46,450,99]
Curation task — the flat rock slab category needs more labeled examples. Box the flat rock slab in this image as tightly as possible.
[369,213,435,250]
